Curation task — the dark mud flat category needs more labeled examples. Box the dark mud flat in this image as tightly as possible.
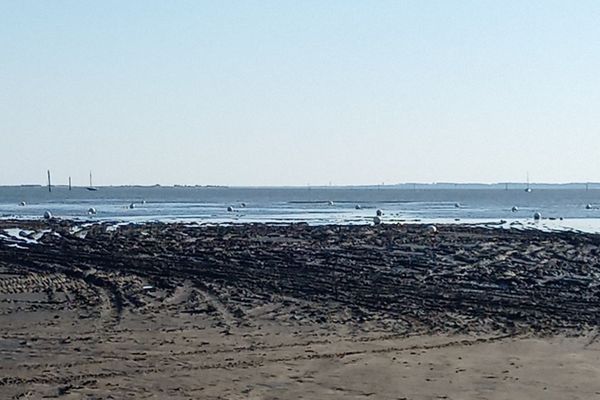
[2,220,600,333]
[2,220,600,399]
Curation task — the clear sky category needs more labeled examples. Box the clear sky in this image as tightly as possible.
[1,1,600,186]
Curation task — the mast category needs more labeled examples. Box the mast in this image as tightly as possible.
[69,176,72,191]
[47,170,52,192]
[86,171,98,191]
[525,172,532,192]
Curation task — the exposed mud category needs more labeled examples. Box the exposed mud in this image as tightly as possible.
[2,220,600,334]
[2,220,600,398]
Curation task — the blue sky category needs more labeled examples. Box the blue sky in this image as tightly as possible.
[1,1,600,186]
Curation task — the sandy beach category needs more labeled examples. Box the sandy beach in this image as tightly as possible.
[1,220,600,399]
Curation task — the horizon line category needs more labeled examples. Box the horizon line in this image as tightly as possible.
[3,182,600,189]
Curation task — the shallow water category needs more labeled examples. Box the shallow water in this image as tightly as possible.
[1,186,600,232]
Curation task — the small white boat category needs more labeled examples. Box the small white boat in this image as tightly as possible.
[524,172,532,193]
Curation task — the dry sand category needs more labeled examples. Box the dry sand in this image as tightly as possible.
[1,220,600,399]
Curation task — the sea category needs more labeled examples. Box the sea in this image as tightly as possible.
[1,185,600,233]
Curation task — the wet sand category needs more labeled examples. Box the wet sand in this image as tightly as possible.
[1,220,600,399]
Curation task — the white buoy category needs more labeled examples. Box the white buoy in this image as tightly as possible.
[227,206,234,212]
[373,216,382,225]
[511,206,519,212]
[19,201,26,207]
[43,211,52,219]
[328,201,334,206]
[426,224,438,234]
[88,207,97,215]
[129,203,135,209]
[376,209,383,216]
[533,212,542,221]
[586,204,592,210]
[355,204,362,210]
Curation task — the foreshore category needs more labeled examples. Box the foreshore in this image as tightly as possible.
[1,220,600,399]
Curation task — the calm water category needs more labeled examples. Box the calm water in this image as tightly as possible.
[1,186,600,231]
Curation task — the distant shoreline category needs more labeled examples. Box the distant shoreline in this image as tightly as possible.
[3,183,600,189]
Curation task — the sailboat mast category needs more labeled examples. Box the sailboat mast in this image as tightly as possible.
[69,176,72,191]
[47,170,52,192]
[85,171,98,191]
[524,172,533,192]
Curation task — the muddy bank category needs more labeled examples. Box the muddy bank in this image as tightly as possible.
[2,220,600,335]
